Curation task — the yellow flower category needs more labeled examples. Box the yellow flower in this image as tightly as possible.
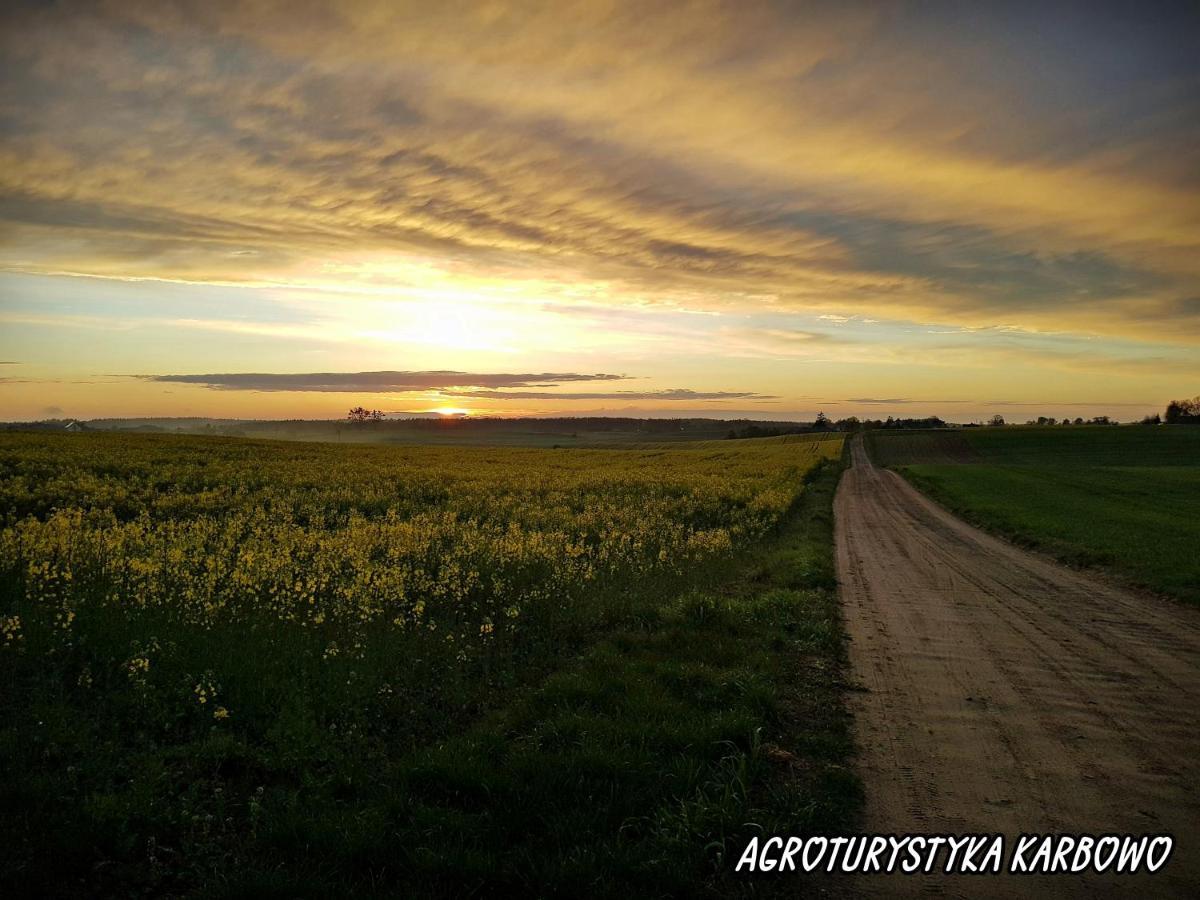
[0,430,842,703]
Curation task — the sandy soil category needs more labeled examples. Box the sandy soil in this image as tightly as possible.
[835,436,1200,898]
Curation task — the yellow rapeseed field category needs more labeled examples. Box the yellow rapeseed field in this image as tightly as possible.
[0,430,845,893]
[1,432,840,660]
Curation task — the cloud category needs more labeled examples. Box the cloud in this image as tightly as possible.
[1,0,1197,347]
[445,388,777,401]
[918,342,1199,378]
[715,327,850,359]
[146,371,629,392]
[845,397,978,405]
[139,372,774,401]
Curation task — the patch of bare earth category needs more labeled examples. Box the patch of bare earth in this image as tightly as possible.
[835,436,1200,898]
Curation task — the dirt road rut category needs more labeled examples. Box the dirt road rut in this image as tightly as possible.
[835,436,1200,897]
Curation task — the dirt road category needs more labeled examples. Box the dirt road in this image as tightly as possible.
[835,436,1200,897]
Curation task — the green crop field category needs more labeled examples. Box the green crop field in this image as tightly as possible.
[869,426,1200,604]
[0,432,856,897]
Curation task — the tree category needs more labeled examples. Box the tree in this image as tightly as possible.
[347,406,384,424]
[988,414,1005,427]
[1165,396,1200,424]
[814,411,831,429]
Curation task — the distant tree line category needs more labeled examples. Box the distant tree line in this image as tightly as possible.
[346,407,385,424]
[870,415,947,430]
[1021,415,1116,426]
[1165,396,1200,424]
[11,397,1197,438]
[724,412,952,439]
[1009,396,1200,427]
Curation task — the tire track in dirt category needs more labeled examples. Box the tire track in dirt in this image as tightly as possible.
[835,436,1200,898]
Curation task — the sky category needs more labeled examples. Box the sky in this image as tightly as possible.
[1,0,1198,422]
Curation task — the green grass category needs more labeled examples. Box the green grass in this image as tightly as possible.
[2,457,857,897]
[869,424,1200,467]
[870,427,1200,604]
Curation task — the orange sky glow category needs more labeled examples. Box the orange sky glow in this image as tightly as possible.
[1,1,1197,422]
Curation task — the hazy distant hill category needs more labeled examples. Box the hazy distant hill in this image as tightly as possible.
[4,415,822,448]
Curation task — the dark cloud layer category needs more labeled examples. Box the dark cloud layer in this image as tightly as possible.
[149,371,628,392]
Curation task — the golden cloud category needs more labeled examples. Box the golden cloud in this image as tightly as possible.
[2,0,1198,349]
